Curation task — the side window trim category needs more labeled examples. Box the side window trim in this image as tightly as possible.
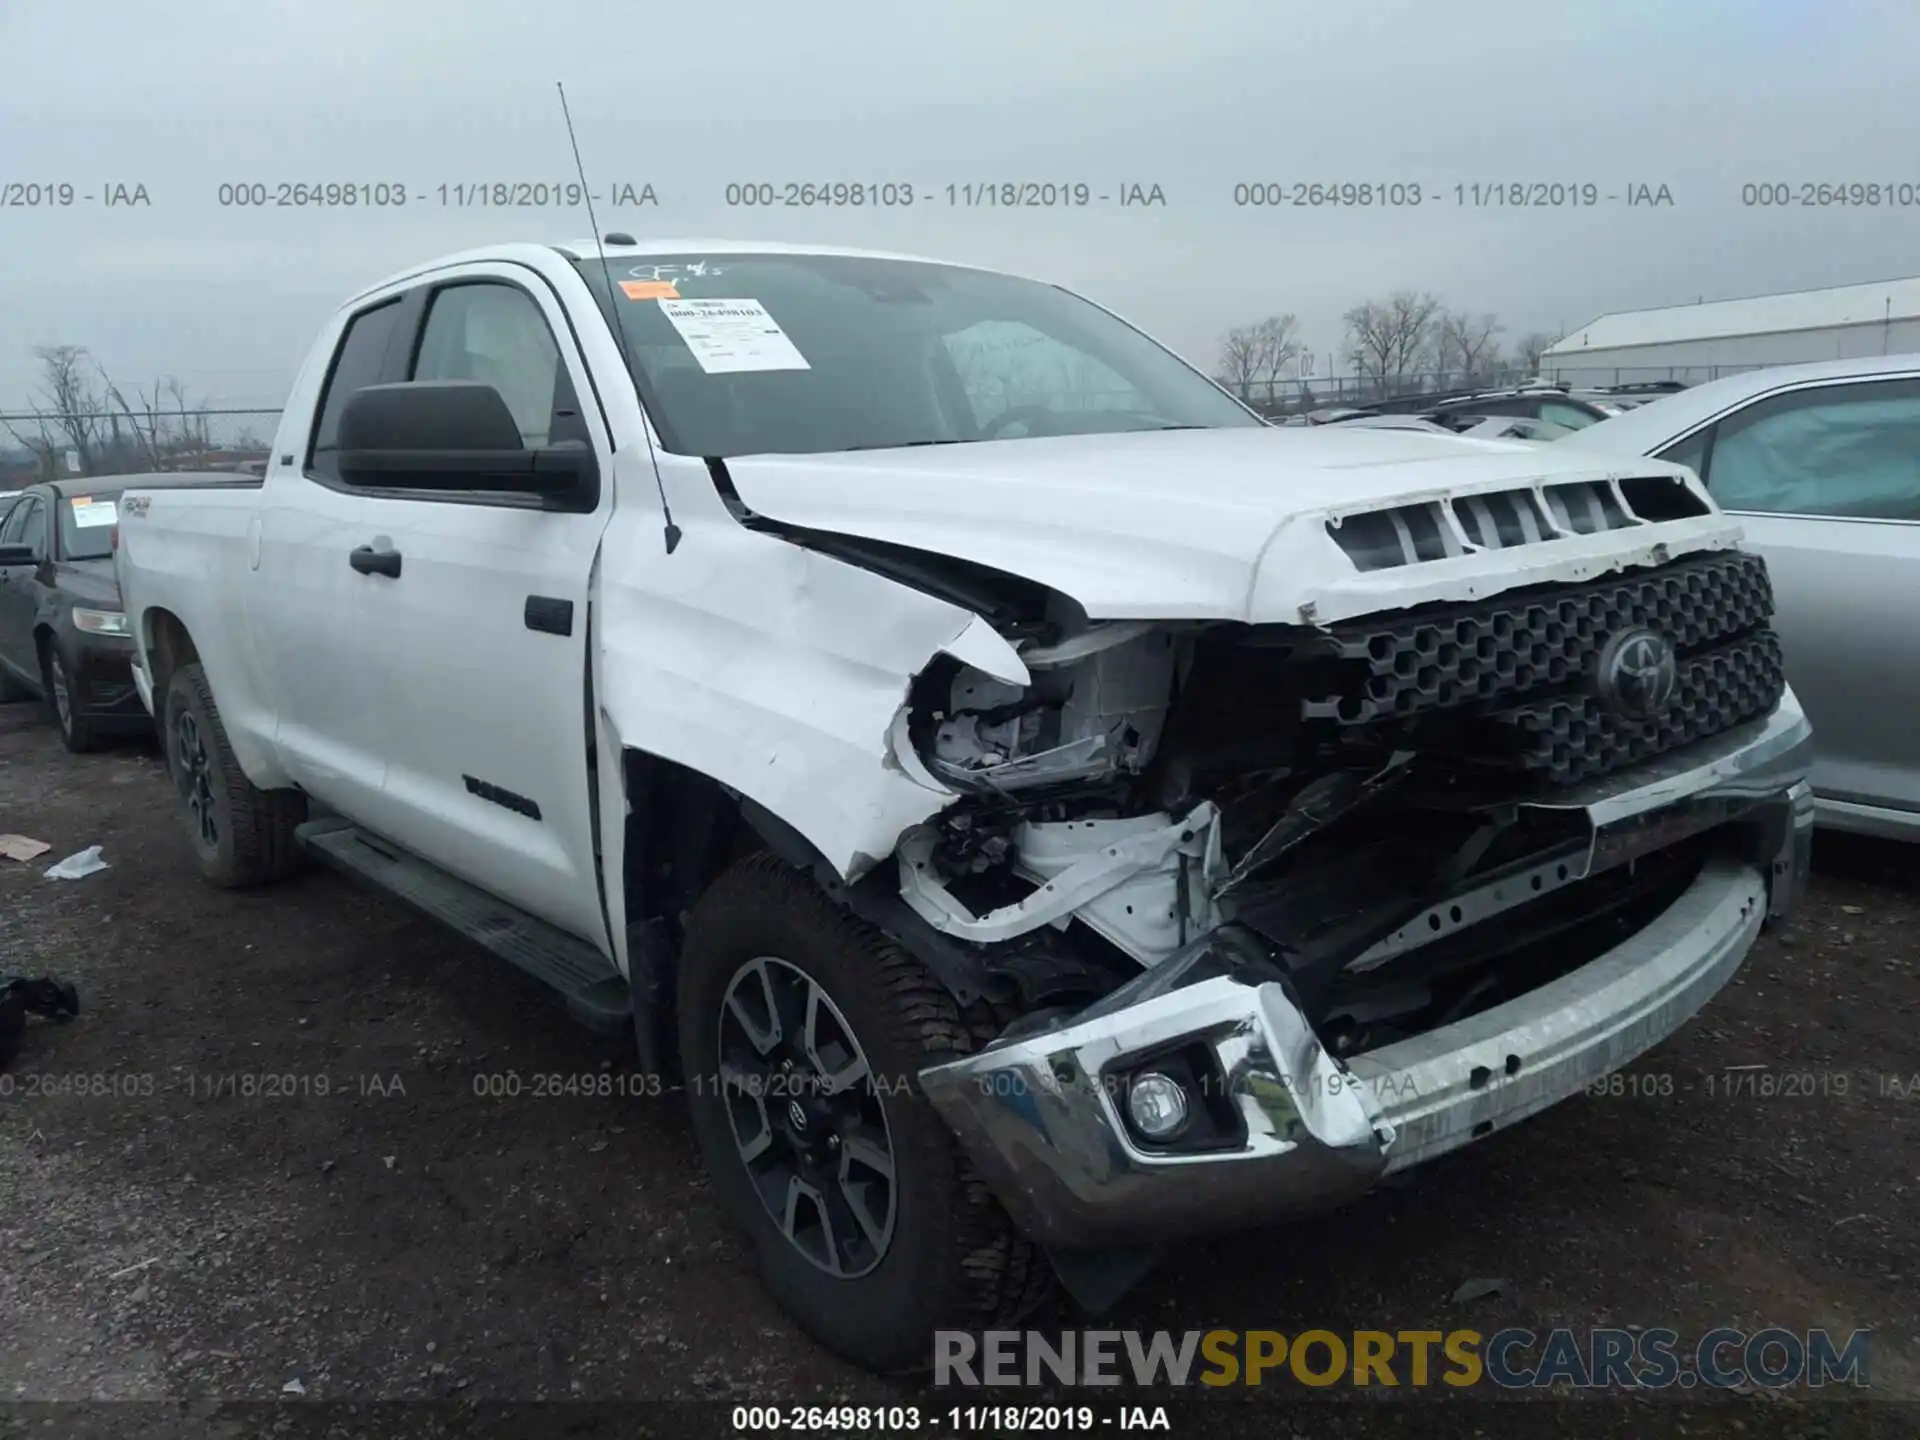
[302,295,409,473]
[1678,375,1920,521]
[1658,372,1920,466]
[303,265,606,513]
[15,499,48,557]
[1657,421,1718,487]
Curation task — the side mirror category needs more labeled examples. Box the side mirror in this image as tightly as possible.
[333,381,596,503]
[0,544,36,567]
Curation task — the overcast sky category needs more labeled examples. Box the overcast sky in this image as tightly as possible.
[2,0,1916,414]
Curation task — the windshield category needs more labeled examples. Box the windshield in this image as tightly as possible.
[571,254,1260,456]
[58,490,122,560]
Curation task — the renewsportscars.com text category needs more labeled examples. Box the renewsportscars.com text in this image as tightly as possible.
[934,1327,1871,1390]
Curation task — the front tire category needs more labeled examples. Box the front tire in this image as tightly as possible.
[44,646,103,753]
[678,853,1053,1371]
[161,661,307,887]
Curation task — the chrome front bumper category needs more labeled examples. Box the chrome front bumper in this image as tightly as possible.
[917,696,1816,1250]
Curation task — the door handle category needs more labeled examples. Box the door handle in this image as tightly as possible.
[349,544,402,579]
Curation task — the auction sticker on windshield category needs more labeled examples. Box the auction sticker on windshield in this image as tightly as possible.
[657,298,810,374]
[69,497,118,528]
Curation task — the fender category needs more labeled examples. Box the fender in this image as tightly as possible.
[587,472,1031,986]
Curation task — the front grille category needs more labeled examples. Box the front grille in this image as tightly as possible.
[1300,549,1785,787]
[1482,629,1784,783]
[1326,475,1710,571]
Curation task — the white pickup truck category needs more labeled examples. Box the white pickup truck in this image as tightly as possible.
[114,238,1814,1370]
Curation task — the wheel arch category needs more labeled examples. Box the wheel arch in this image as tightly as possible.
[617,746,997,1073]
[137,608,292,790]
[141,606,201,703]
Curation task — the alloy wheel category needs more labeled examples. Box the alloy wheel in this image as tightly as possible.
[173,709,218,849]
[49,654,72,735]
[716,955,898,1278]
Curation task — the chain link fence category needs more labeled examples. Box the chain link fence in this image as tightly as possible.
[1226,367,1533,416]
[1228,361,1798,418]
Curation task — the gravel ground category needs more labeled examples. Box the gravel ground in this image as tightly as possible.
[1,696,1915,1438]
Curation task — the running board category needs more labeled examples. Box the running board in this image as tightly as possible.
[295,817,631,1035]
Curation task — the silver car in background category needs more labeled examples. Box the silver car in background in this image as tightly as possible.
[1565,353,1920,839]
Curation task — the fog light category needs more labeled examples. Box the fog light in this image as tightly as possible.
[1126,1072,1190,1141]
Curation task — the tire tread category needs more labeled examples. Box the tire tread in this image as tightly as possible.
[168,662,306,887]
[682,852,1055,1367]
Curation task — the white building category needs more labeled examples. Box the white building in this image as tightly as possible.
[1541,275,1920,388]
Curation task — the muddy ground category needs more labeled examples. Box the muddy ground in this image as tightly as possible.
[0,695,1915,1438]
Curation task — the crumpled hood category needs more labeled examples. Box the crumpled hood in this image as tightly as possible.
[722,426,1740,625]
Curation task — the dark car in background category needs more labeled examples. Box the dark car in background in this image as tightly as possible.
[0,474,248,751]
[1366,383,1623,430]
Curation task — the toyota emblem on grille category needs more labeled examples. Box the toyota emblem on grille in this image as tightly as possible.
[1593,627,1679,720]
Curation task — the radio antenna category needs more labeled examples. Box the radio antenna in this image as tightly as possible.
[557,80,680,554]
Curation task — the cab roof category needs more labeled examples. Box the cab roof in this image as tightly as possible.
[348,239,1022,307]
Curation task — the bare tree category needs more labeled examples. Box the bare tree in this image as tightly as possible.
[1218,325,1263,400]
[1418,332,1452,393]
[1252,314,1301,393]
[162,377,214,456]
[1512,331,1558,377]
[0,415,61,483]
[100,366,166,472]
[29,345,107,474]
[1342,291,1442,399]
[1438,310,1506,388]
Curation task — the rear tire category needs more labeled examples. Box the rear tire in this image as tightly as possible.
[161,661,307,887]
[677,853,1053,1372]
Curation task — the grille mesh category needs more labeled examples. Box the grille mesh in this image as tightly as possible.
[1479,629,1784,783]
[1301,549,1785,786]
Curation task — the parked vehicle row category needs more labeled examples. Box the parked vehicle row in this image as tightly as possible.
[50,238,1816,1372]
[1361,381,1626,429]
[0,476,252,751]
[1276,381,1663,437]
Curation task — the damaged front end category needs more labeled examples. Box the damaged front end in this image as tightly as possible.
[892,551,1814,1250]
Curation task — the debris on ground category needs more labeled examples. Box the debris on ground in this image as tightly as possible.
[0,833,51,862]
[1450,1276,1509,1304]
[0,973,81,1070]
[44,845,109,880]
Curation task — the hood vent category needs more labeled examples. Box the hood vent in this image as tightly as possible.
[1326,475,1710,572]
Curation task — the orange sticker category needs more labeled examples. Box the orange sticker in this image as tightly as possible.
[620,280,680,300]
